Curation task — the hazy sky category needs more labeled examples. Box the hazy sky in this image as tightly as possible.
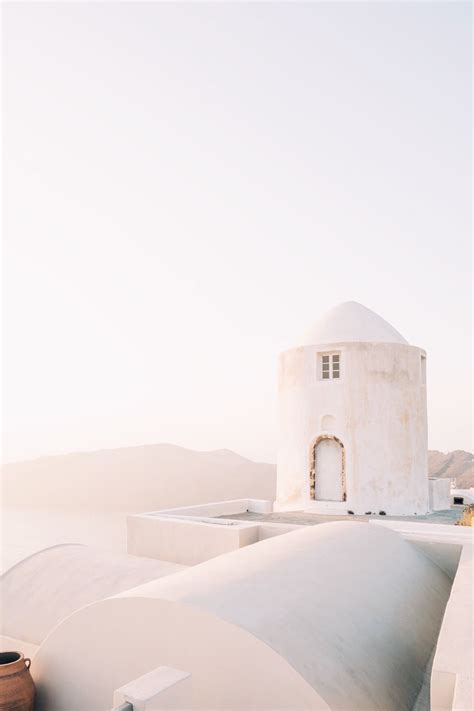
[3,2,472,463]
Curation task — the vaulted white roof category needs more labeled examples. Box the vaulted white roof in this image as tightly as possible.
[1,544,185,644]
[31,523,451,711]
[301,301,408,346]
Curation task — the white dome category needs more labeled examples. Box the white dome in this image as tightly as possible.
[301,301,408,346]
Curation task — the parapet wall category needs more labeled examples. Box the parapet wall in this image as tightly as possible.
[127,499,274,565]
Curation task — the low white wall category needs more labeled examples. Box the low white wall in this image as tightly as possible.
[127,514,259,565]
[151,499,273,518]
[153,499,250,518]
[431,544,473,711]
[369,520,468,580]
[429,479,451,511]
[248,499,273,514]
[370,519,471,545]
[372,518,472,711]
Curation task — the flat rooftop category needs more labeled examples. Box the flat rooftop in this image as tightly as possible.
[218,507,463,526]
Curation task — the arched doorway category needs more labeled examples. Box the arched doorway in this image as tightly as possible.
[310,435,346,502]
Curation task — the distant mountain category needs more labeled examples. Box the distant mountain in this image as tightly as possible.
[428,450,473,488]
[3,444,471,514]
[2,443,276,512]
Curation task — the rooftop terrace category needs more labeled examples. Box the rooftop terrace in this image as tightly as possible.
[218,507,463,526]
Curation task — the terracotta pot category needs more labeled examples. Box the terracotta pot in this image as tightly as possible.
[0,652,35,711]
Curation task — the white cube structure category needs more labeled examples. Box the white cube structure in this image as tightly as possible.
[276,302,430,515]
[428,478,451,512]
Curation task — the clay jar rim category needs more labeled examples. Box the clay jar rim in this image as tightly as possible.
[0,651,28,677]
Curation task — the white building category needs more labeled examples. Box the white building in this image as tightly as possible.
[2,500,471,711]
[276,301,430,515]
[1,302,469,711]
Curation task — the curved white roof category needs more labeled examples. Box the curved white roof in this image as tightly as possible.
[0,544,185,644]
[301,301,408,346]
[33,523,450,711]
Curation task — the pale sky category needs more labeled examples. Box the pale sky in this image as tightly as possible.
[2,2,472,463]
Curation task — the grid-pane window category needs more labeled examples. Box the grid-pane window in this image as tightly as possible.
[322,355,330,379]
[320,353,341,379]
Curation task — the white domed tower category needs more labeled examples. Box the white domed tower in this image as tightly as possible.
[276,302,429,515]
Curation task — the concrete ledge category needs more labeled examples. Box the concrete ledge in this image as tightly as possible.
[429,479,451,512]
[431,545,473,711]
[127,500,274,565]
[112,666,191,711]
[148,499,273,518]
[369,519,473,544]
[127,513,260,565]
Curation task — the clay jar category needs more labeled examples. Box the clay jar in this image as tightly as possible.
[0,652,35,711]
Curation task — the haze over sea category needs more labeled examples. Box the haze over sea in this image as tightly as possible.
[1,444,276,571]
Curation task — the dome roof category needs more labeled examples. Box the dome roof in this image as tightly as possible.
[301,301,408,346]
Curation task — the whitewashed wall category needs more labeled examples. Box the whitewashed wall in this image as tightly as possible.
[277,341,429,515]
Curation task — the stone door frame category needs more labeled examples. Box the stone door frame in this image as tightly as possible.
[309,434,346,502]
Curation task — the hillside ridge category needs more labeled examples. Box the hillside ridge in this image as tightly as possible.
[428,449,473,488]
[2,445,472,513]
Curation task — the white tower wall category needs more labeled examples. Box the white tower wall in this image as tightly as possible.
[277,304,429,515]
